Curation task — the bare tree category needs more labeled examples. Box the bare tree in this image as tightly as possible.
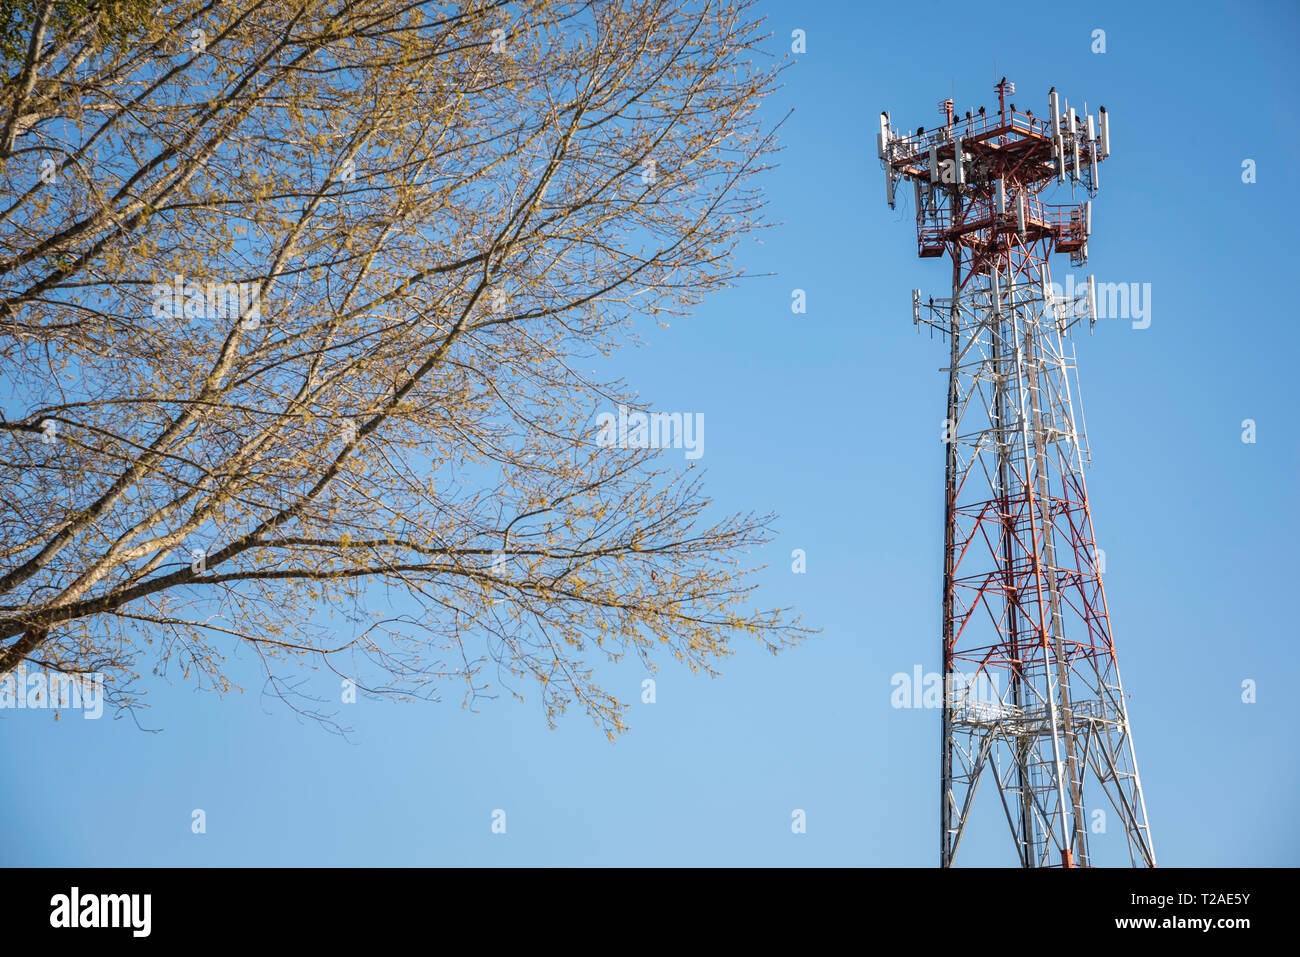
[0,0,805,735]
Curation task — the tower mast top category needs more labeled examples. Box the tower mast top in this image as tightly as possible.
[877,81,1110,270]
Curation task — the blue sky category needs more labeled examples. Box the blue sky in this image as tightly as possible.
[3,0,1298,866]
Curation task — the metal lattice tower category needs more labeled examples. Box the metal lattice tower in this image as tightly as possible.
[878,80,1155,868]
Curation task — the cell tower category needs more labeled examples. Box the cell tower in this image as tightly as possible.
[877,79,1155,868]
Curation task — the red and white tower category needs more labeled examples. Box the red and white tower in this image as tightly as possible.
[879,79,1155,868]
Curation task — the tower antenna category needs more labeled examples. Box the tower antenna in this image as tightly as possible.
[876,82,1155,868]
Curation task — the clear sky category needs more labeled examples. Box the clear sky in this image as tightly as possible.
[3,0,1298,867]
